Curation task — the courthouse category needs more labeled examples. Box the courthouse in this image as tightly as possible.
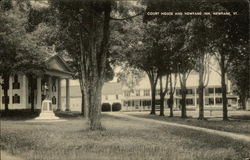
[0,55,73,111]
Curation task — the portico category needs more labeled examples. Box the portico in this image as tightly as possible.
[0,55,74,111]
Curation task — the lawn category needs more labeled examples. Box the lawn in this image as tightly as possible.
[126,111,250,135]
[1,114,250,160]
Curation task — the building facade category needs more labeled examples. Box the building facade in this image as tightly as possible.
[61,82,123,111]
[2,55,247,112]
[0,55,73,111]
[121,69,239,111]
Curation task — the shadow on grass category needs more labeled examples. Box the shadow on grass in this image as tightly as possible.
[231,115,250,120]
[0,109,40,121]
[54,111,83,119]
[0,109,84,120]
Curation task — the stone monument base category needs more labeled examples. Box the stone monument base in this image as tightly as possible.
[35,99,60,120]
[35,112,59,120]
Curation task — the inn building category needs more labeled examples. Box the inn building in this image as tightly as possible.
[121,69,240,111]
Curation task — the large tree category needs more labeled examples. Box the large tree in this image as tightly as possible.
[0,0,47,111]
[113,17,162,115]
[228,43,249,110]
[46,0,144,130]
[185,17,212,120]
[210,0,249,120]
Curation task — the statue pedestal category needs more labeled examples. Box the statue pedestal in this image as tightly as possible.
[35,99,59,120]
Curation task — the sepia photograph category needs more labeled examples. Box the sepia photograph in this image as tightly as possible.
[0,0,249,159]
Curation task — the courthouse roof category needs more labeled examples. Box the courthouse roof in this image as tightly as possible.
[61,82,122,98]
[45,55,74,78]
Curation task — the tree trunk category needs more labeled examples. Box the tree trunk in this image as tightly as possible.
[150,87,156,115]
[83,79,104,130]
[159,75,165,116]
[181,88,187,118]
[198,85,204,120]
[79,77,85,116]
[159,95,164,116]
[169,75,174,117]
[242,97,247,110]
[180,74,187,118]
[147,73,158,115]
[28,74,35,112]
[198,58,205,120]
[169,93,174,117]
[239,93,246,110]
[221,54,228,120]
[78,1,111,130]
[3,73,10,111]
[81,93,85,115]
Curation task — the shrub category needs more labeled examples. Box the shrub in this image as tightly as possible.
[54,111,82,118]
[102,103,111,112]
[112,103,121,112]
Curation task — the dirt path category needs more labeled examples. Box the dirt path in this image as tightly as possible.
[1,151,24,160]
[106,112,250,142]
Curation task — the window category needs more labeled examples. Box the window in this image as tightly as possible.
[13,94,20,104]
[143,90,150,96]
[2,96,9,104]
[231,98,237,105]
[215,88,222,94]
[208,88,214,94]
[205,98,214,105]
[142,100,151,106]
[105,95,108,100]
[52,96,56,104]
[216,98,222,104]
[124,91,130,97]
[1,83,9,89]
[28,96,33,104]
[208,98,214,105]
[186,89,193,95]
[13,74,20,89]
[204,88,209,96]
[123,101,127,106]
[135,90,140,96]
[52,78,56,92]
[156,89,160,96]
[176,89,181,95]
[116,94,119,100]
[128,101,131,107]
[155,99,161,105]
[186,99,193,105]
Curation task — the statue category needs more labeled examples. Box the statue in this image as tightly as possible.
[36,81,59,120]
[42,82,49,100]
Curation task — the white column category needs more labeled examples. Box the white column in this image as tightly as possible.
[214,87,216,107]
[0,79,2,109]
[37,77,42,109]
[203,88,206,107]
[9,76,13,109]
[173,91,176,108]
[194,87,197,108]
[48,77,52,99]
[22,75,27,108]
[227,80,231,93]
[57,78,61,111]
[65,79,70,111]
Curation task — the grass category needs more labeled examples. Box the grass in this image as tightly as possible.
[1,113,250,160]
[126,112,250,135]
